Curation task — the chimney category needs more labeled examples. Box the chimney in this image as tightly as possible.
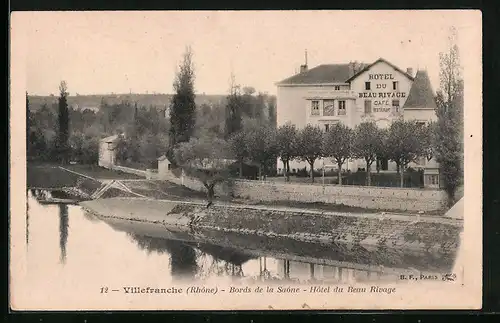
[349,61,356,76]
[354,61,363,74]
[300,49,308,73]
[406,67,414,76]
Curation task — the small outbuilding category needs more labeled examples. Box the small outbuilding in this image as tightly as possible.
[98,135,120,168]
[157,155,174,178]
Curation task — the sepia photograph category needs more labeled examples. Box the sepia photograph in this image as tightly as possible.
[10,10,482,310]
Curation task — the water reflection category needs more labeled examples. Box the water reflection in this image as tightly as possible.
[24,191,458,288]
[129,234,198,280]
[125,231,401,284]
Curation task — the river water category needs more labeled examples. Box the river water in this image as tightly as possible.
[22,190,462,295]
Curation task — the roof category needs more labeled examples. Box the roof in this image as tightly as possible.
[277,58,414,85]
[402,70,437,110]
[276,63,368,85]
[100,135,120,143]
[345,58,414,82]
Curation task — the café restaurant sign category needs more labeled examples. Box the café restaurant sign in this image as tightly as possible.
[358,73,408,113]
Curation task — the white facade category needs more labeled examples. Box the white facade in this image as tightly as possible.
[276,58,439,187]
[98,135,119,168]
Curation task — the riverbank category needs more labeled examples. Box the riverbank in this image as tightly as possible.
[30,163,463,257]
[96,214,457,274]
[81,197,463,256]
[28,164,415,214]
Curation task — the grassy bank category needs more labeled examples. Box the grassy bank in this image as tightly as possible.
[62,164,143,180]
[27,163,444,216]
[27,165,82,188]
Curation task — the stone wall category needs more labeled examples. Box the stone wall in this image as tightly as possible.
[231,179,446,212]
[158,165,446,212]
[169,202,462,260]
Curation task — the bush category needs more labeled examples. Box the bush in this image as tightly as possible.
[294,167,344,178]
[296,167,309,177]
[338,171,424,187]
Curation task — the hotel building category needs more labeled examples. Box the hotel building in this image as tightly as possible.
[275,57,440,187]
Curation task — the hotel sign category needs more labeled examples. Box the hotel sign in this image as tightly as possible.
[358,73,408,113]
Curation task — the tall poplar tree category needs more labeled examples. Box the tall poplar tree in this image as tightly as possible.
[225,73,243,138]
[434,27,464,207]
[57,81,70,164]
[168,46,197,161]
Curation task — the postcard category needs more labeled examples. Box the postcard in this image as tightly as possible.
[10,10,482,310]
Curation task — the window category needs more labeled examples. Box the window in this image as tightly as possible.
[338,100,346,115]
[323,100,335,116]
[325,124,330,132]
[392,99,400,112]
[427,174,439,185]
[311,100,320,115]
[365,82,371,90]
[364,100,372,114]
[393,81,399,91]
[167,164,171,170]
[334,85,341,91]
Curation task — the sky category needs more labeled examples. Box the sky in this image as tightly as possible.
[14,10,478,96]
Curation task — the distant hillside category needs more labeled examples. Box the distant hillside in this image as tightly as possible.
[28,93,229,111]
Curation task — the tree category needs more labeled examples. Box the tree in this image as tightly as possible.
[225,74,243,138]
[434,27,464,206]
[174,136,232,204]
[353,122,385,186]
[56,81,70,164]
[296,124,323,183]
[26,92,30,145]
[323,123,354,186]
[195,103,224,139]
[421,121,437,162]
[267,96,277,128]
[245,124,278,180]
[276,123,298,182]
[168,46,197,160]
[132,102,140,138]
[115,136,129,165]
[228,131,248,178]
[26,92,35,158]
[386,120,424,187]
